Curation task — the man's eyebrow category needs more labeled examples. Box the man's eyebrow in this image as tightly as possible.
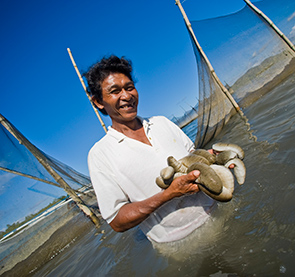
[112,82,134,87]
[105,81,134,91]
[105,84,120,91]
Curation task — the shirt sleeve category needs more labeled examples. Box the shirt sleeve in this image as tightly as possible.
[88,147,130,223]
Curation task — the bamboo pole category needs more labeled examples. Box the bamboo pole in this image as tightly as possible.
[0,166,62,187]
[175,0,245,118]
[67,48,108,133]
[244,0,295,53]
[0,166,90,197]
[0,113,100,226]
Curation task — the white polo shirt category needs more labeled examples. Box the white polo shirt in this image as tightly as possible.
[88,116,215,243]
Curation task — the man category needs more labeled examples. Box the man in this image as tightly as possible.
[85,55,215,243]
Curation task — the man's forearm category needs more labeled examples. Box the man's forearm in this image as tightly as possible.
[109,189,174,232]
[109,170,200,232]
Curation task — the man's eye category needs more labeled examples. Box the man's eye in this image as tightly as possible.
[110,89,120,94]
[126,86,135,91]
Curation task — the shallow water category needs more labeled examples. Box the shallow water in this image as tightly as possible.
[30,73,295,276]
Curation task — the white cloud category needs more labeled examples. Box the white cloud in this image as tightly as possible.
[288,11,295,21]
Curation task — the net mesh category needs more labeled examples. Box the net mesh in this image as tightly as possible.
[181,0,295,147]
[191,33,234,147]
[0,118,91,236]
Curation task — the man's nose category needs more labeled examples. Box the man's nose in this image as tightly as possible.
[120,89,132,99]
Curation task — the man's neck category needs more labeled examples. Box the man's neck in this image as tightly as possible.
[112,117,151,146]
[111,117,142,133]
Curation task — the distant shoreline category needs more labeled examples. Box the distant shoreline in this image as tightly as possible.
[235,57,295,109]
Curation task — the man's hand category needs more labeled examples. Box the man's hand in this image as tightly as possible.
[109,170,201,232]
[164,170,200,199]
[109,170,200,232]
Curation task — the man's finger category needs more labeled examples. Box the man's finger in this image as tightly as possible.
[187,170,200,180]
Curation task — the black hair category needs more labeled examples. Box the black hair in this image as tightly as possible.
[83,55,134,115]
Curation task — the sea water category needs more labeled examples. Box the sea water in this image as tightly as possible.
[11,72,295,276]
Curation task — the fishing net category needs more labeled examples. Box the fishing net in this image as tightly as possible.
[181,0,295,147]
[0,116,91,238]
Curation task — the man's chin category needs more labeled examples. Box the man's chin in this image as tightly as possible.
[123,109,137,117]
[119,111,138,121]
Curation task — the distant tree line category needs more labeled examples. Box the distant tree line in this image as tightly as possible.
[0,196,67,240]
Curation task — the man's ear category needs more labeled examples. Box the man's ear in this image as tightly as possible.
[91,96,104,110]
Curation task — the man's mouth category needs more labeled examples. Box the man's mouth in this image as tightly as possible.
[119,102,136,110]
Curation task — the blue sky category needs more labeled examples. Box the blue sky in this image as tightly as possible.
[0,0,247,177]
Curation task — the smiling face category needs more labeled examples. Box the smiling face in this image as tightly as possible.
[92,73,139,126]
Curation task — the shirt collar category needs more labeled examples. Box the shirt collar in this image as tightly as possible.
[138,116,153,130]
[107,116,153,143]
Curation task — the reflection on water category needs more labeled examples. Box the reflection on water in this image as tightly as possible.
[14,73,295,276]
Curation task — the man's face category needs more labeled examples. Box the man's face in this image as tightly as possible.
[93,73,139,124]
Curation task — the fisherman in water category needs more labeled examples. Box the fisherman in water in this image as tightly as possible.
[85,55,216,243]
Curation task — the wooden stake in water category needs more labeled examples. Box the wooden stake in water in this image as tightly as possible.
[0,113,101,227]
[67,48,108,133]
[175,0,245,118]
[175,0,257,142]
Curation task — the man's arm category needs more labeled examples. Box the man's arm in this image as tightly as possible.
[109,170,200,232]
